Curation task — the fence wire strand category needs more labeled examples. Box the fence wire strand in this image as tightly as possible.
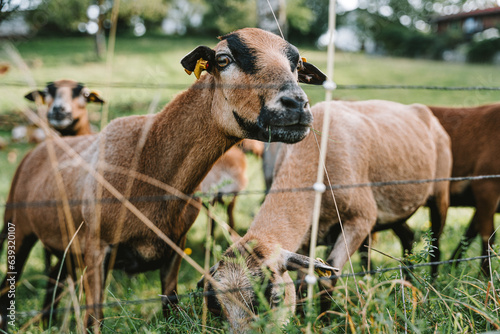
[2,80,500,91]
[13,253,499,320]
[2,173,500,210]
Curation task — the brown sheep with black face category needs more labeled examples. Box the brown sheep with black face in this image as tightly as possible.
[24,79,104,136]
[0,28,325,332]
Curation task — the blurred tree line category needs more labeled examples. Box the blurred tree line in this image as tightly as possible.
[3,0,500,61]
[13,0,330,44]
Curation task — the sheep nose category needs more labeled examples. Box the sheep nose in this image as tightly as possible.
[50,106,68,120]
[280,96,306,112]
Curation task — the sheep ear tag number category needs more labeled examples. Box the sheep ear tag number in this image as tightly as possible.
[185,58,209,80]
[315,257,334,277]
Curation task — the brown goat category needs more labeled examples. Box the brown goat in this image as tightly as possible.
[0,28,326,332]
[363,103,500,274]
[201,100,452,333]
[24,79,104,136]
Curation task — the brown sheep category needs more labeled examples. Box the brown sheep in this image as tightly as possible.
[201,100,452,333]
[363,103,500,274]
[24,79,104,136]
[0,28,326,332]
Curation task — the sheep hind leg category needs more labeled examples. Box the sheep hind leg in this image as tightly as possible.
[471,182,499,275]
[428,196,448,278]
[451,181,499,275]
[160,236,186,320]
[0,233,38,331]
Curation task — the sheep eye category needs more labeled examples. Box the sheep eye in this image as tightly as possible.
[297,59,304,72]
[271,294,283,306]
[216,54,232,68]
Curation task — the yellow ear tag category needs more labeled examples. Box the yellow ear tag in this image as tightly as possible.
[185,58,209,79]
[86,90,104,103]
[314,257,334,277]
[298,57,308,72]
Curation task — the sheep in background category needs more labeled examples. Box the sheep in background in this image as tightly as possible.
[24,79,104,137]
[362,103,500,274]
[201,145,248,235]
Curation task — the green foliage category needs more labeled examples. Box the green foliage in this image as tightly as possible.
[23,0,173,35]
[119,0,170,25]
[287,0,329,44]
[25,0,92,34]
[406,229,437,264]
[467,37,500,63]
[373,20,466,59]
[286,0,315,35]
[199,0,257,35]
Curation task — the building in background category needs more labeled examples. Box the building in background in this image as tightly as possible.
[434,6,500,37]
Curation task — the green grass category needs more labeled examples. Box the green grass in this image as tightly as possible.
[0,35,499,333]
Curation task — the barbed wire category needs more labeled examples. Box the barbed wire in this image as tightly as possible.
[1,173,499,210]
[13,253,499,319]
[2,80,500,91]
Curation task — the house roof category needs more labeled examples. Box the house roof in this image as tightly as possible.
[433,6,500,22]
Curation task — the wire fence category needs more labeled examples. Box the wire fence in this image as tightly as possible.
[1,173,500,209]
[2,80,500,91]
[13,253,498,320]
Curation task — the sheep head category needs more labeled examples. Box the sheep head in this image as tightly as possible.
[199,239,337,333]
[181,28,326,144]
[25,79,104,133]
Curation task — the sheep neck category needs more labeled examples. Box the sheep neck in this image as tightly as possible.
[140,75,238,196]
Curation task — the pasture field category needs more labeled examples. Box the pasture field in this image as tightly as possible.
[0,35,499,333]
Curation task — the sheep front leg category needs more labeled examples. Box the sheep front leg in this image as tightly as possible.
[160,236,186,320]
[83,240,108,333]
[320,217,374,312]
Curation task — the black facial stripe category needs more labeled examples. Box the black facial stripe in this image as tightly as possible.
[206,282,222,314]
[72,84,84,98]
[45,82,85,98]
[46,82,57,97]
[233,110,263,139]
[221,33,258,74]
[264,281,273,304]
[285,44,300,73]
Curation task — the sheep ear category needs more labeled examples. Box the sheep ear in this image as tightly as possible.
[280,249,338,276]
[86,90,105,104]
[181,46,215,78]
[24,90,46,103]
[298,61,327,85]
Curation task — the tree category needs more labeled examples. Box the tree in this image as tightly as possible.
[0,0,20,22]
